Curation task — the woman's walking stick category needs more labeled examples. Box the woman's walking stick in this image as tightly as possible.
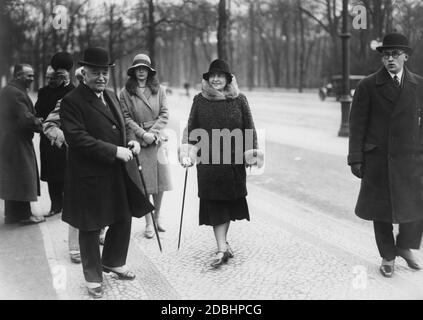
[134,154,162,252]
[177,167,189,250]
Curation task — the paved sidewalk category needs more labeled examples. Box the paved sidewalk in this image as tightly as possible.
[1,90,423,300]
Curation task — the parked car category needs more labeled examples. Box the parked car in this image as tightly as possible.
[318,75,365,101]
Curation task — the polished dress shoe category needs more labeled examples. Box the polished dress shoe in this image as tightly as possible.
[87,286,103,299]
[210,251,230,268]
[70,251,81,264]
[380,259,395,278]
[226,242,234,258]
[103,266,136,280]
[396,248,421,270]
[44,209,62,217]
[20,215,46,225]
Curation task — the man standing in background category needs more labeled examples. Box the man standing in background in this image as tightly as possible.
[0,64,45,224]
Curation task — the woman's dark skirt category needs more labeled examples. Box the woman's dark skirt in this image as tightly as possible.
[199,197,250,226]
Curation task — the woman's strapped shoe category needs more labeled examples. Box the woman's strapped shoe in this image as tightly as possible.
[226,242,234,258]
[103,266,136,280]
[144,225,154,238]
[210,251,230,268]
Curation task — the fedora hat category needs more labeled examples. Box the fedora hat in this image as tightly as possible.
[127,54,156,76]
[203,59,233,83]
[376,33,413,55]
[51,52,74,71]
[78,47,115,68]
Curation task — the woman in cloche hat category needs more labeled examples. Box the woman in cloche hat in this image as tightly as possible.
[119,54,172,239]
[180,59,264,268]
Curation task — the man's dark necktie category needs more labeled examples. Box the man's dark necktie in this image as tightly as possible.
[393,75,400,87]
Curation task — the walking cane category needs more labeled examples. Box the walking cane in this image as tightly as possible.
[133,153,163,252]
[177,167,189,250]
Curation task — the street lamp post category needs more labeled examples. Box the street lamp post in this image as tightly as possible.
[338,0,351,137]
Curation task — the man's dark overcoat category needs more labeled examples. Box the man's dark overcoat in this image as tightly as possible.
[60,83,154,231]
[348,66,423,223]
[0,80,42,201]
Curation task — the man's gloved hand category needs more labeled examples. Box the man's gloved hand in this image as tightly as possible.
[127,140,141,155]
[350,163,364,179]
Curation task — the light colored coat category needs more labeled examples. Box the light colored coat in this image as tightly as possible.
[119,85,172,194]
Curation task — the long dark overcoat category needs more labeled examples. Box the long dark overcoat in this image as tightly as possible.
[348,66,423,223]
[0,80,42,201]
[35,83,74,182]
[60,84,154,231]
[186,81,257,200]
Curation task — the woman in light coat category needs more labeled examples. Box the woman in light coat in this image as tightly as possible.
[119,54,172,238]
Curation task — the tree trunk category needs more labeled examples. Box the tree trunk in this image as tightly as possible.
[298,0,305,92]
[147,0,156,66]
[248,1,255,90]
[217,0,229,61]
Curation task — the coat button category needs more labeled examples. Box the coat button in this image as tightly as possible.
[112,125,117,129]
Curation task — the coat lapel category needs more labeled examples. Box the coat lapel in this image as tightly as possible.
[391,68,418,118]
[135,87,153,111]
[375,67,398,109]
[104,90,124,129]
[80,84,118,125]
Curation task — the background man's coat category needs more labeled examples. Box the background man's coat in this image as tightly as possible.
[0,80,42,201]
[348,67,423,223]
[35,83,74,182]
[60,83,153,231]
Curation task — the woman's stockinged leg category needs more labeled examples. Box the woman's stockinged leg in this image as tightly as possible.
[213,222,229,252]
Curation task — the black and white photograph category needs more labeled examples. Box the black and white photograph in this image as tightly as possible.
[1,0,423,306]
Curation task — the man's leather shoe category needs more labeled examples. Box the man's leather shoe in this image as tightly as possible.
[380,259,395,277]
[20,215,46,225]
[87,286,103,299]
[103,266,136,280]
[44,209,61,217]
[396,248,421,270]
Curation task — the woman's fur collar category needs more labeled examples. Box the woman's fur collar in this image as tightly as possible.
[201,76,240,101]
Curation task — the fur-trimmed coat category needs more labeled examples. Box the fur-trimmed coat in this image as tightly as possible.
[185,78,257,200]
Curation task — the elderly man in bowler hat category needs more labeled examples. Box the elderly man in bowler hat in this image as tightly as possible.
[348,33,423,277]
[60,47,154,298]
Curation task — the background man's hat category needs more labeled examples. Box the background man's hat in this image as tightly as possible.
[51,52,74,71]
[127,54,156,76]
[78,47,115,68]
[376,33,413,55]
[203,59,233,83]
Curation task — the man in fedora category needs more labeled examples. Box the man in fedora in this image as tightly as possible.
[349,33,423,277]
[60,47,154,298]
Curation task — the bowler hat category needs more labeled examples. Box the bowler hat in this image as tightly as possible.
[78,47,115,68]
[203,59,233,83]
[51,52,74,71]
[127,54,156,76]
[376,33,413,55]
